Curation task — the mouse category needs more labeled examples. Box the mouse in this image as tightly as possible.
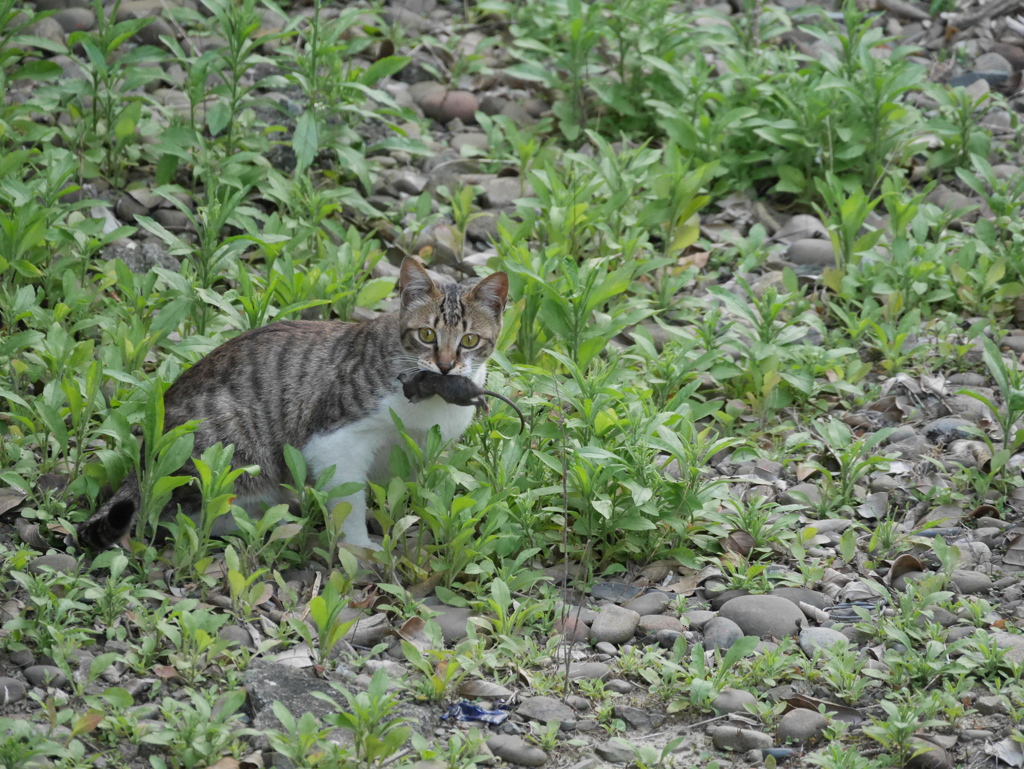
[397,370,526,434]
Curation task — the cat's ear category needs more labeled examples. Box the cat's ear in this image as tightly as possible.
[400,258,440,308]
[466,271,509,321]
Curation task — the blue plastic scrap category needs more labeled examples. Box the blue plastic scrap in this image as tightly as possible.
[442,701,510,725]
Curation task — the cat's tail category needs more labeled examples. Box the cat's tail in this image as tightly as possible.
[77,474,140,549]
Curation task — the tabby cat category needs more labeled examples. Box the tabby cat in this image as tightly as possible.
[78,258,509,550]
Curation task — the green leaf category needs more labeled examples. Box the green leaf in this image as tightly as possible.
[360,55,411,84]
[206,101,231,137]
[11,60,62,81]
[293,109,318,173]
[356,277,396,308]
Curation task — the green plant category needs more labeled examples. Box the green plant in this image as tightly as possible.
[318,668,414,767]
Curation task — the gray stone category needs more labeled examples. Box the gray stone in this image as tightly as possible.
[594,740,633,763]
[593,641,617,656]
[710,726,773,752]
[420,89,479,124]
[26,553,78,575]
[686,610,715,630]
[517,696,575,725]
[589,605,640,645]
[976,695,1009,715]
[434,606,475,643]
[905,738,952,769]
[975,52,1013,73]
[567,662,610,681]
[624,591,672,616]
[24,665,68,688]
[799,627,849,655]
[466,210,501,243]
[344,613,391,647]
[712,688,757,715]
[951,570,992,595]
[639,614,683,634]
[451,133,489,153]
[604,679,632,693]
[9,649,33,668]
[777,709,827,743]
[102,239,181,273]
[719,595,807,639]
[52,7,95,31]
[786,239,836,267]
[923,417,976,444]
[486,735,548,766]
[770,587,829,610]
[656,629,684,649]
[703,617,743,650]
[218,625,254,649]
[612,705,654,730]
[480,176,532,208]
[245,660,350,726]
[0,678,26,705]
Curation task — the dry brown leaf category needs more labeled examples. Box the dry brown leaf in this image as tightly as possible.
[1005,533,1024,569]
[886,553,926,584]
[678,250,709,270]
[396,616,432,650]
[408,571,444,600]
[204,759,241,769]
[795,464,818,482]
[15,519,47,548]
[153,665,177,679]
[723,530,755,557]
[967,504,1001,519]
[0,488,27,517]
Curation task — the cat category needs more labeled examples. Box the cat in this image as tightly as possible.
[78,257,509,551]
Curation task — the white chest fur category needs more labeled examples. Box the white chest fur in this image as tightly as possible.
[297,365,487,548]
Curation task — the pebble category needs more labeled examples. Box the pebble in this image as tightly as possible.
[52,7,95,31]
[718,595,806,638]
[604,679,632,694]
[434,606,475,643]
[552,615,588,643]
[776,709,827,743]
[686,610,715,630]
[26,553,78,575]
[567,662,610,681]
[451,133,489,153]
[703,617,743,650]
[420,89,479,124]
[624,591,673,616]
[906,738,951,769]
[486,735,548,767]
[799,627,849,655]
[951,570,992,595]
[589,605,640,645]
[976,695,1009,715]
[656,629,684,649]
[594,642,618,656]
[218,624,254,649]
[594,740,633,763]
[0,678,26,705]
[786,239,836,267]
[960,729,994,741]
[480,176,531,208]
[712,688,757,714]
[709,726,773,752]
[24,665,68,688]
[612,705,654,730]
[516,696,575,725]
[770,587,829,610]
[975,51,1013,73]
[9,649,34,668]
[639,614,683,634]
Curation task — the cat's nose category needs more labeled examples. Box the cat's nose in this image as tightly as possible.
[438,361,454,374]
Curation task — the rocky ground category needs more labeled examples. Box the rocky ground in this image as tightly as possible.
[4,0,1024,767]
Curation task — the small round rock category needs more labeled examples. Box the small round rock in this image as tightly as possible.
[589,605,641,645]
[777,708,827,743]
[24,665,68,689]
[0,678,27,705]
[712,687,757,715]
[486,735,548,767]
[703,617,743,650]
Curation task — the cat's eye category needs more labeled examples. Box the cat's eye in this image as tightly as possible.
[461,333,480,348]
[418,327,436,343]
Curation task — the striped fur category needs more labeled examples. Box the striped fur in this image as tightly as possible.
[78,259,508,549]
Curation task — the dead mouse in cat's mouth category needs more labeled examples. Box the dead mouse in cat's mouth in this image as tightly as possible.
[398,370,526,434]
